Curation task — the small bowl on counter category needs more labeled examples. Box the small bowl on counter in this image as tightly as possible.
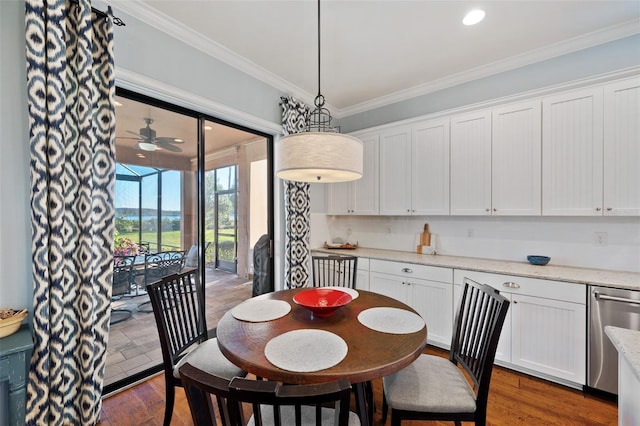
[527,255,550,266]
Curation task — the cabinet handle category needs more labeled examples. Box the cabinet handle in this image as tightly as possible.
[401,268,413,273]
[493,208,497,212]
[606,207,612,211]
[513,300,518,304]
[596,207,602,211]
[503,282,520,289]
[486,208,490,212]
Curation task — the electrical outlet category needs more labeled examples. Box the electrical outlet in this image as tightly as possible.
[594,232,608,246]
[467,229,475,238]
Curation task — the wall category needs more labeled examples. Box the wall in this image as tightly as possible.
[311,214,640,273]
[1,1,31,309]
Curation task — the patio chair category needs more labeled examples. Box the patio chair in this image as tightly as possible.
[381,278,510,426]
[311,254,358,288]
[110,255,135,324]
[138,250,186,313]
[147,269,245,426]
[179,362,359,426]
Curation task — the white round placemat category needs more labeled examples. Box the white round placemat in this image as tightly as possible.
[264,329,348,372]
[358,307,425,334]
[317,286,359,300]
[231,299,291,322]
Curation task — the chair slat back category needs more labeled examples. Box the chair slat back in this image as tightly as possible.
[112,255,135,297]
[147,269,206,367]
[311,255,358,288]
[450,278,509,406]
[179,362,353,426]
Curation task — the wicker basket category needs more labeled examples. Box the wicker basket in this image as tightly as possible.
[0,309,28,338]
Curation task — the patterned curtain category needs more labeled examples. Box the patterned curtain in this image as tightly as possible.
[280,97,311,288]
[25,0,116,424]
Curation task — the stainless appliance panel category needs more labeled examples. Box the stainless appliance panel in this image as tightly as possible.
[588,286,640,395]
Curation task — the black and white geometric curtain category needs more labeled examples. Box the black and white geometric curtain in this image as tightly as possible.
[25,0,116,423]
[280,96,311,288]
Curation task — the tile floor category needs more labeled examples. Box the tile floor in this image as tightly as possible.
[104,269,252,386]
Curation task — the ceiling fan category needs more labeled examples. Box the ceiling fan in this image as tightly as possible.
[118,117,184,152]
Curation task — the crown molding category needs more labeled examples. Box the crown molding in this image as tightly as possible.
[347,66,640,136]
[115,67,283,135]
[336,19,640,117]
[113,1,639,118]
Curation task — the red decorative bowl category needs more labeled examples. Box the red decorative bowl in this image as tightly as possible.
[293,288,352,318]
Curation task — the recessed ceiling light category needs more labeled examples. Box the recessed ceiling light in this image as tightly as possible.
[174,138,183,142]
[463,9,485,26]
[114,100,123,107]
[204,125,213,131]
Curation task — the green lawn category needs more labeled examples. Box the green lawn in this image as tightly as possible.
[118,230,236,262]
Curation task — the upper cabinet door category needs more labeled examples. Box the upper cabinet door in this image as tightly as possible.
[603,77,640,216]
[326,180,350,214]
[542,88,604,216]
[380,126,412,215]
[411,118,450,215]
[450,110,492,215]
[492,100,542,216]
[352,133,380,215]
[326,132,379,215]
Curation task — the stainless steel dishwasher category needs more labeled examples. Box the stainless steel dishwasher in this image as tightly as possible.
[588,286,640,395]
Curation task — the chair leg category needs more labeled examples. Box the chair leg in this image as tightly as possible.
[381,393,388,422]
[163,381,175,426]
[391,411,402,426]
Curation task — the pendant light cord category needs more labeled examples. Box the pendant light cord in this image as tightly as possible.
[315,0,324,108]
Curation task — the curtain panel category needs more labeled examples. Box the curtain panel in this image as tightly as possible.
[25,0,116,424]
[279,97,311,288]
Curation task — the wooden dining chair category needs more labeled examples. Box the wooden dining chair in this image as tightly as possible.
[382,278,510,426]
[146,269,245,426]
[179,362,360,426]
[311,254,358,288]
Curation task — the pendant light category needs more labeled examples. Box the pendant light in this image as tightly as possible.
[276,0,363,183]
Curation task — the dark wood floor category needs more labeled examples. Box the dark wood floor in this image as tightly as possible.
[98,345,617,426]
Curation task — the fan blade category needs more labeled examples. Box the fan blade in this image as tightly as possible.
[116,136,142,140]
[155,137,185,144]
[156,141,182,152]
[126,130,144,138]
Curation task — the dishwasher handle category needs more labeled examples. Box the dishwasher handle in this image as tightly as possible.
[593,291,640,305]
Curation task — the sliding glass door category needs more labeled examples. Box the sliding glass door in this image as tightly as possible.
[104,89,273,394]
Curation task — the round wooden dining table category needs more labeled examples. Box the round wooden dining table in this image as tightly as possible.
[216,287,428,426]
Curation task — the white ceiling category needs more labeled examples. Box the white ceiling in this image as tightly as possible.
[112,0,640,117]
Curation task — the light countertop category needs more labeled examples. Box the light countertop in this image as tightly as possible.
[312,247,640,291]
[605,326,640,383]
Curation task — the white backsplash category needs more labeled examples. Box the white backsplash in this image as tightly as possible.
[310,214,640,273]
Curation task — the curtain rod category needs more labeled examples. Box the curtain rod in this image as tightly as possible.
[69,0,126,26]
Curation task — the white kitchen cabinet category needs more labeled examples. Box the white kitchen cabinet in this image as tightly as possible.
[450,109,492,215]
[379,126,412,215]
[411,118,450,215]
[379,119,450,216]
[542,87,604,216]
[492,100,542,215]
[454,270,586,387]
[370,260,453,348]
[603,77,640,216]
[326,133,379,215]
[355,257,370,291]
